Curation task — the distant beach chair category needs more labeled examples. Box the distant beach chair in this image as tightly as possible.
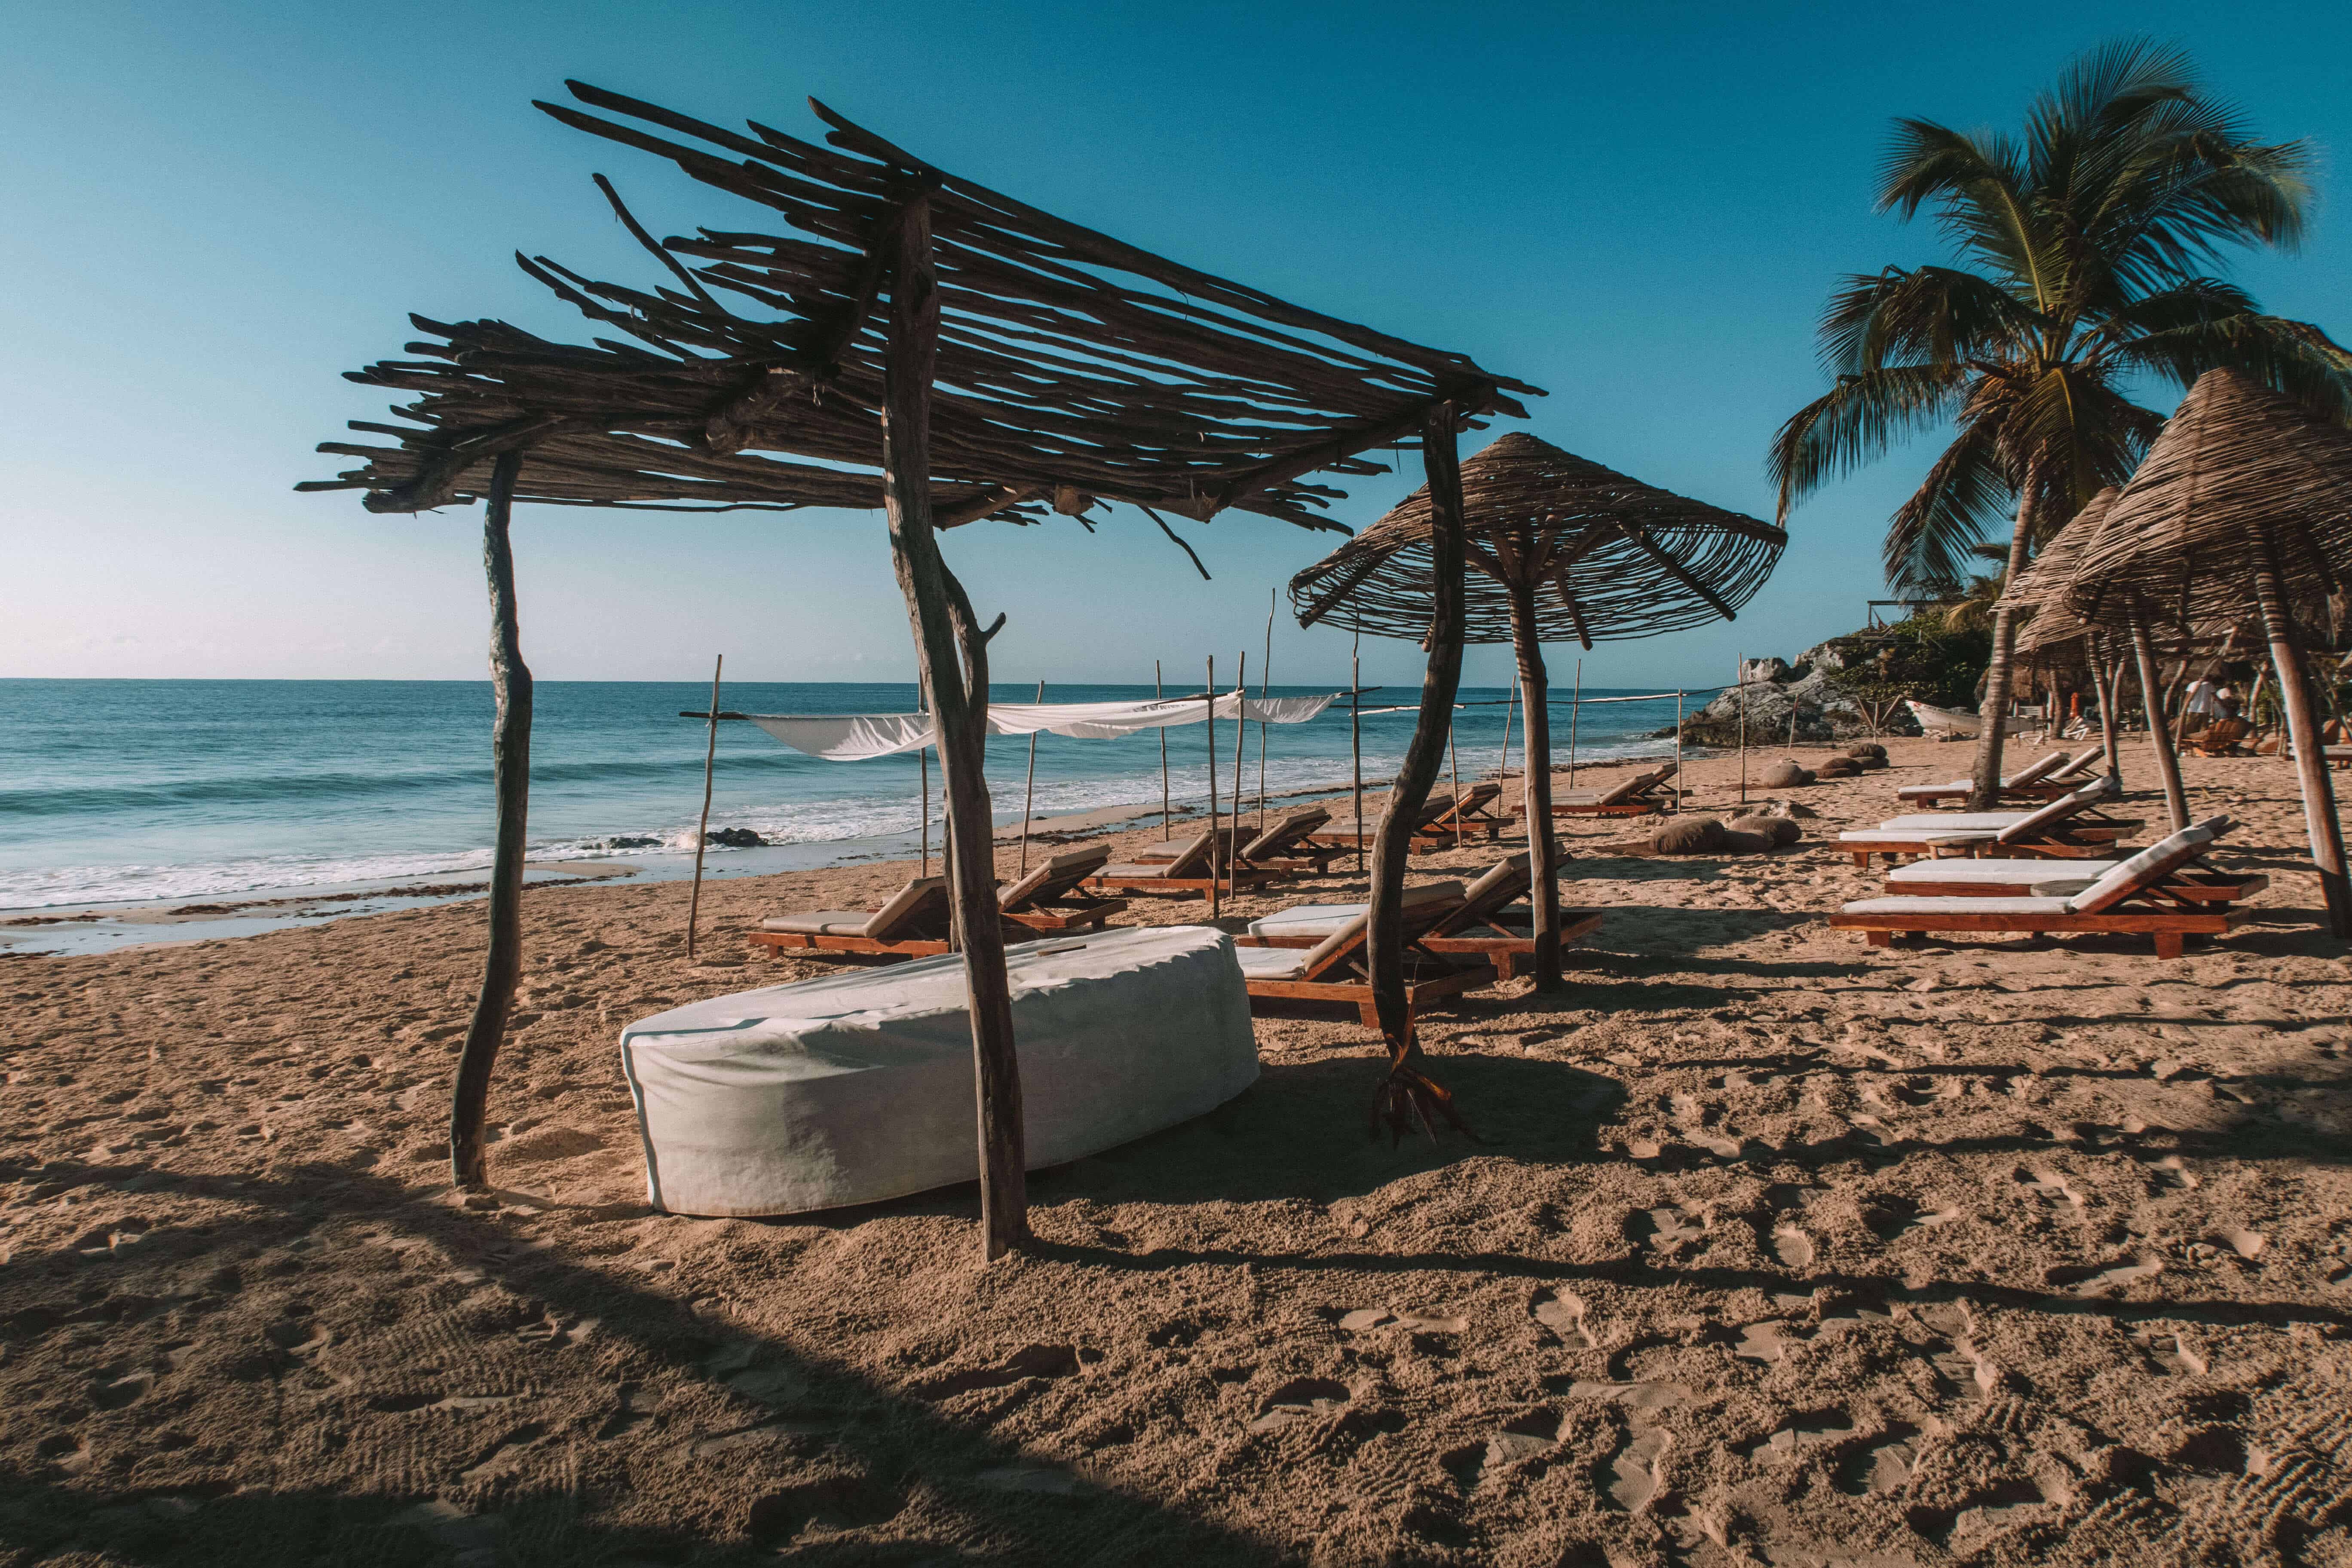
[1895,750,2073,806]
[1307,790,1463,851]
[1835,778,2135,868]
[1828,817,2249,959]
[1415,781,1509,844]
[1087,829,1274,897]
[1239,853,1604,981]
[2042,742,2110,784]
[1549,763,1677,817]
[1235,807,1347,872]
[751,876,953,960]
[1881,837,2264,903]
[2184,717,2254,756]
[997,844,1127,932]
[1230,879,1491,1029]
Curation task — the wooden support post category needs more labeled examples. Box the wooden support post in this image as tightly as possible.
[1259,588,1274,833]
[1500,671,1518,793]
[1675,690,1685,814]
[2252,530,2352,937]
[450,449,530,1193]
[1156,660,1169,840]
[919,741,929,876]
[1736,653,1747,804]
[1351,640,1364,876]
[878,193,1025,1260]
[2129,612,2190,833]
[1206,656,1219,919]
[1566,662,1578,786]
[686,653,723,962]
[1448,716,1463,851]
[1233,651,1249,871]
[1507,578,1562,989]
[1368,404,1467,1085]
[2092,637,2122,787]
[1018,680,1043,877]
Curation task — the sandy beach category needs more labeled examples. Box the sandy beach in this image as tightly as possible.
[3,735,2348,1566]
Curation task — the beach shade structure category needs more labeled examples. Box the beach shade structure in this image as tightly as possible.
[2067,369,2352,935]
[303,83,1538,1256]
[1287,432,1785,992]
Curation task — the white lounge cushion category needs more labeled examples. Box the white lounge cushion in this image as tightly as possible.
[2065,817,2227,913]
[1879,811,2044,831]
[1841,896,2073,916]
[1232,945,1312,980]
[1993,777,2120,842]
[1247,903,1365,940]
[761,912,882,936]
[1889,859,2122,886]
[1838,828,1997,845]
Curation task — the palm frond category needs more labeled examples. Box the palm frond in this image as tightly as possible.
[1819,266,2041,375]
[1768,364,1969,521]
[2116,309,2352,423]
[1882,413,2015,594]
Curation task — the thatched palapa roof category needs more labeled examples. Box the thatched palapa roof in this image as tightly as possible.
[302,84,1539,529]
[2068,369,2352,628]
[1286,432,1785,644]
[2008,488,2115,658]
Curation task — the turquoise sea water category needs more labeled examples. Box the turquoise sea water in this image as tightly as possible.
[0,680,1693,910]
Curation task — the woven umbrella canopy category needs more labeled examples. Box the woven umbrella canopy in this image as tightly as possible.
[2067,368,2352,934]
[2005,490,2137,791]
[1290,432,1786,989]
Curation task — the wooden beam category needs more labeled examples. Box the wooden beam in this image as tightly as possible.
[1296,550,1387,628]
[1508,574,1564,990]
[1613,521,1736,621]
[449,450,531,1191]
[2127,610,2190,835]
[365,416,574,514]
[2251,527,2352,937]
[936,484,1041,529]
[878,193,1029,1260]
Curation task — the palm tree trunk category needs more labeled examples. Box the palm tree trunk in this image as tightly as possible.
[1967,458,2045,809]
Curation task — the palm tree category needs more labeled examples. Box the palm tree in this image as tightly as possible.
[1770,40,2351,805]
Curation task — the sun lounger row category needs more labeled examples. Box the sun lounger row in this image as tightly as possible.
[751,844,1129,959]
[1895,743,2107,805]
[1838,778,2133,867]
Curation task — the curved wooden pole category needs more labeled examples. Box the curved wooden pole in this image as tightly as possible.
[2251,530,2352,937]
[450,449,530,1193]
[880,193,1025,1259]
[686,653,722,961]
[2128,612,2190,833]
[1507,581,1562,989]
[1367,404,1467,1128]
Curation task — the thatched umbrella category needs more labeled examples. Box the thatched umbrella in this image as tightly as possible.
[1289,432,1786,990]
[2069,368,2352,935]
[2007,496,2128,795]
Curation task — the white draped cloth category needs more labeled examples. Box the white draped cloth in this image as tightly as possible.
[747,691,1333,761]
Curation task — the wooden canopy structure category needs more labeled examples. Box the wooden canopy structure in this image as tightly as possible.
[2066,369,2352,935]
[307,83,1539,1257]
[1289,433,1785,992]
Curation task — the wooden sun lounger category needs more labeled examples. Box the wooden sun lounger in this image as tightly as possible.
[1414,781,1508,844]
[2040,743,2110,784]
[997,844,1128,931]
[1837,779,2133,868]
[1086,830,1275,897]
[1830,817,2248,960]
[1896,750,2074,805]
[1307,791,1461,851]
[1237,854,1606,981]
[1886,858,2266,903]
[1230,880,1493,1029]
[1547,764,1676,817]
[752,876,952,959]
[2183,718,2254,756]
[1236,808,1348,872]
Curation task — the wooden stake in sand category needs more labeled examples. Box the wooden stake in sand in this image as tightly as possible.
[1232,651,1250,872]
[450,449,530,1194]
[1736,653,1747,805]
[1675,689,1685,814]
[918,723,930,877]
[1448,713,1463,850]
[1156,659,1169,842]
[2128,613,2191,834]
[2251,530,2352,935]
[685,653,723,962]
[1565,661,1578,786]
[1351,636,1365,876]
[1017,680,1044,877]
[1259,588,1274,832]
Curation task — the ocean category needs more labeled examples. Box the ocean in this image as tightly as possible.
[0,679,1696,912]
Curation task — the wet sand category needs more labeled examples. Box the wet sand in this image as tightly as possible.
[2,735,2347,1566]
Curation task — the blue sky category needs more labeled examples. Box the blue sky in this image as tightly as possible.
[6,0,2349,692]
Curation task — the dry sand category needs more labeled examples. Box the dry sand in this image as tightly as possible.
[3,735,2349,1567]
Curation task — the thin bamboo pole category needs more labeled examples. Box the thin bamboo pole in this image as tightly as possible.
[1675,690,1685,814]
[1448,710,1463,850]
[1017,680,1044,876]
[1507,582,1562,989]
[1500,670,1518,793]
[1156,659,1170,841]
[1736,653,1747,805]
[686,653,723,961]
[450,449,529,1194]
[2129,612,2190,833]
[1567,660,1580,786]
[919,738,930,876]
[1207,655,1219,919]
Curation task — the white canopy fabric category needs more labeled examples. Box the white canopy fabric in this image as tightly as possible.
[747,691,1334,761]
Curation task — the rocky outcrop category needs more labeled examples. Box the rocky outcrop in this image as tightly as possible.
[1679,635,1920,744]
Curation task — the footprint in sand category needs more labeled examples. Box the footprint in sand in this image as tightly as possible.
[2015,1167,2087,1221]
[1531,1289,1598,1349]
[2045,1254,2164,1298]
[1628,1206,1709,1258]
[2212,1227,2266,1259]
[1771,1225,1816,1269]
[1247,1377,1351,1433]
[1604,1424,1670,1511]
[2132,1326,2209,1375]
[1836,1422,1921,1494]
[2147,1154,2201,1191]
[1740,1408,1855,1462]
[1733,1321,1801,1364]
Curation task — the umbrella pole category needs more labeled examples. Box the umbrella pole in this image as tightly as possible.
[919,742,929,876]
[1233,652,1250,869]
[1018,680,1043,877]
[2128,613,2190,833]
[1508,583,1562,989]
[1207,655,1219,919]
[686,653,723,962]
[1500,670,1518,798]
[1736,653,1746,805]
[1156,659,1169,841]
[2251,533,2352,937]
[1259,588,1274,833]
[450,449,530,1194]
[1351,637,1364,876]
[1449,714,1462,850]
[1675,690,1684,815]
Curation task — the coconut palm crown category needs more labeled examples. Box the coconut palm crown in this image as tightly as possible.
[1769,40,2352,803]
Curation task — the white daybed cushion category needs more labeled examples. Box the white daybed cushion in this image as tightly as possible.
[619,925,1257,1217]
[1837,828,1996,845]
[2065,818,2224,913]
[1840,896,2073,916]
[1231,945,1313,980]
[761,912,882,936]
[1888,859,2121,886]
[1246,902,1366,940]
[1879,810,2043,831]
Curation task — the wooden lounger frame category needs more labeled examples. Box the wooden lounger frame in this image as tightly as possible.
[1238,881,1493,1030]
[1886,870,2266,903]
[1843,826,2131,870]
[1240,856,1607,981]
[1831,903,2248,961]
